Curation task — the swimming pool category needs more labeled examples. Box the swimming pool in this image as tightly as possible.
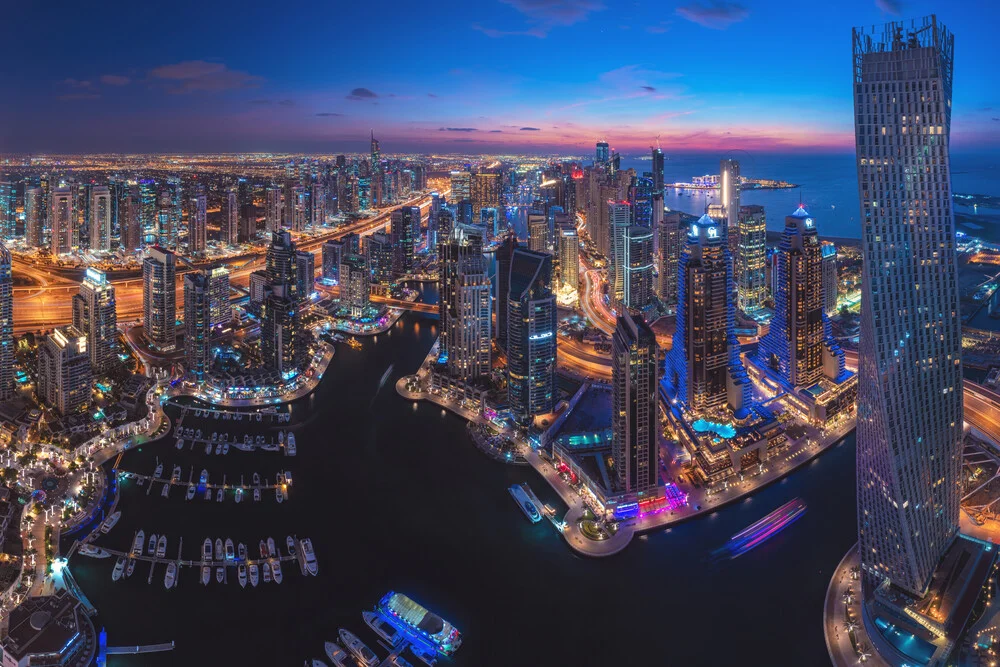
[691,419,737,439]
[873,616,936,665]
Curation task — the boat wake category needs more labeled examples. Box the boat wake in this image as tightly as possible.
[709,498,807,561]
[369,364,395,410]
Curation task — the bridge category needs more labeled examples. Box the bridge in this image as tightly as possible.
[369,294,437,314]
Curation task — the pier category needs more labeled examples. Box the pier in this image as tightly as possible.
[106,642,176,654]
[91,544,300,569]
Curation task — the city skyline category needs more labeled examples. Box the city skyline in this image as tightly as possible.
[2,1,998,154]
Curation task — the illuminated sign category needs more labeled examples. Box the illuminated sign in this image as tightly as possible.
[707,226,718,239]
[690,224,698,237]
[805,218,814,228]
[529,331,553,340]
[85,268,105,284]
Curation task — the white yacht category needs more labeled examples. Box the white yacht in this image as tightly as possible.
[238,562,247,588]
[216,487,224,502]
[339,629,379,667]
[202,538,213,562]
[276,487,284,504]
[125,559,136,578]
[262,562,272,583]
[324,642,350,667]
[286,433,296,456]
[224,538,234,561]
[201,565,211,585]
[272,559,283,584]
[252,472,261,486]
[156,535,167,559]
[79,544,111,559]
[131,530,145,556]
[249,563,259,587]
[267,537,276,557]
[160,482,170,498]
[186,485,196,500]
[199,469,209,485]
[204,442,212,455]
[259,541,268,558]
[147,533,157,556]
[215,566,224,583]
[171,466,181,483]
[286,536,297,557]
[153,462,163,478]
[300,538,318,576]
[235,487,243,504]
[100,511,121,534]
[175,438,184,450]
[214,443,222,455]
[164,562,176,589]
[238,543,247,561]
[222,442,229,455]
[112,557,125,581]
[253,487,261,502]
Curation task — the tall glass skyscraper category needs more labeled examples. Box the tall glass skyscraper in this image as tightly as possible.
[853,15,962,597]
[612,310,659,495]
[736,205,767,313]
[438,225,491,383]
[506,248,557,425]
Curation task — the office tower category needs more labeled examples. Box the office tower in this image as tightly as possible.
[265,186,282,234]
[311,183,326,227]
[623,225,654,311]
[260,284,298,374]
[86,186,111,252]
[480,208,500,241]
[528,213,548,252]
[165,178,182,245]
[72,268,117,373]
[596,141,610,164]
[438,226,491,383]
[494,235,518,352]
[265,231,297,295]
[138,179,157,235]
[390,206,419,276]
[143,247,176,352]
[294,250,315,300]
[628,176,653,229]
[594,183,616,256]
[854,16,962,597]
[322,240,345,283]
[340,253,370,317]
[189,186,207,252]
[183,271,212,382]
[342,232,361,255]
[471,172,501,223]
[49,187,74,255]
[366,233,393,285]
[223,189,238,244]
[156,191,175,247]
[651,147,664,195]
[612,310,660,495]
[449,171,471,202]
[455,200,473,226]
[25,187,43,248]
[0,243,11,400]
[821,242,838,316]
[0,182,14,239]
[37,326,91,415]
[558,225,579,300]
[248,270,268,318]
[719,159,740,256]
[665,213,749,417]
[427,193,441,250]
[608,202,631,309]
[437,207,454,244]
[658,211,682,309]
[736,205,767,313]
[506,248,557,425]
[290,186,308,231]
[74,182,89,249]
[207,267,230,330]
[122,184,141,252]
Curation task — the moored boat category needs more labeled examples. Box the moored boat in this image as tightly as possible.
[202,538,212,562]
[224,538,234,560]
[286,536,297,557]
[131,530,145,556]
[238,543,247,561]
[267,537,276,557]
[215,566,224,583]
[338,629,379,667]
[112,557,125,581]
[272,558,283,584]
[363,611,402,646]
[100,511,121,534]
[147,533,157,556]
[286,432,296,456]
[238,563,247,588]
[79,544,112,559]
[249,563,259,587]
[164,562,176,589]
[508,484,541,523]
[201,565,210,585]
[300,538,318,576]
[324,642,350,667]
[262,562,272,583]
[125,559,136,578]
[156,535,167,559]
[376,591,463,657]
[186,485,196,500]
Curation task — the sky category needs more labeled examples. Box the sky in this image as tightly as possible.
[1,0,998,155]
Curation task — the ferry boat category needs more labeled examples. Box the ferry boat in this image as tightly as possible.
[285,433,296,456]
[201,566,211,585]
[215,566,224,583]
[214,538,224,561]
[363,611,402,646]
[156,535,167,559]
[300,538,318,576]
[249,563,259,587]
[100,511,121,534]
[508,484,542,523]
[324,642,351,666]
[154,462,163,478]
[376,592,463,657]
[112,557,125,581]
[238,563,247,588]
[262,562,272,583]
[164,562,177,589]
[272,559,283,584]
[267,537,276,557]
[147,533,157,556]
[131,530,145,557]
[79,544,111,559]
[125,559,136,578]
[186,485,196,500]
[225,538,234,560]
[339,629,379,667]
[202,538,213,562]
[711,498,808,560]
[286,536,297,557]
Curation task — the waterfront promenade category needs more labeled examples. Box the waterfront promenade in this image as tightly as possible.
[823,544,888,667]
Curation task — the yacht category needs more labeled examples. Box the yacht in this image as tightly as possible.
[153,462,163,478]
[175,438,184,450]
[272,559,283,584]
[171,466,181,483]
[249,563,259,587]
[276,487,284,504]
[156,535,167,559]
[202,538,213,561]
[252,472,260,486]
[307,660,326,667]
[147,533,157,556]
[285,433,296,456]
[212,432,218,442]
[186,485,196,500]
[199,469,209,485]
[238,562,247,588]
[215,566,224,583]
[201,565,211,585]
[204,442,212,455]
[111,557,125,581]
[195,429,202,439]
[391,656,413,667]
[259,541,268,558]
[125,559,136,578]
[215,539,224,561]
[160,482,170,498]
[363,611,402,646]
[235,487,243,504]
[300,538,318,576]
[324,642,350,666]
[131,530,145,556]
[100,511,121,534]
[224,538,234,560]
[204,487,212,501]
[508,484,542,523]
[238,543,247,561]
[79,544,111,559]
[214,443,222,455]
[216,488,224,502]
[262,562,272,583]
[254,487,261,502]
[278,431,285,445]
[286,536,297,557]
[222,443,229,455]
[267,537,276,557]
[339,629,379,667]
[164,562,177,589]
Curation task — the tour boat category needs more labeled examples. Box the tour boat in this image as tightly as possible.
[131,530,145,556]
[215,566,224,583]
[215,539,224,561]
[286,536,297,557]
[224,538,234,561]
[238,562,247,588]
[201,565,210,585]
[249,563,259,587]
[339,629,379,667]
[186,485,196,500]
[375,591,463,657]
[324,642,350,666]
[100,511,121,534]
[300,538,318,576]
[262,562,272,583]
[272,558,283,584]
[202,538,212,561]
[111,557,125,581]
[508,484,541,523]
[164,562,176,589]
[147,533,157,556]
[156,535,167,559]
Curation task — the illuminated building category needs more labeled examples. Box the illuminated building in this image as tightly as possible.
[37,326,91,415]
[24,187,43,248]
[294,250,315,301]
[157,191,175,248]
[557,225,579,303]
[189,186,207,252]
[471,172,501,224]
[628,176,653,229]
[366,232,393,285]
[657,211,683,310]
[664,213,749,419]
[208,266,231,330]
[527,213,547,252]
[290,185,308,231]
[265,231,297,298]
[142,247,176,352]
[311,182,326,227]
[480,207,500,241]
[595,141,609,164]
[612,310,660,495]
[438,225,491,385]
[138,178,157,236]
[651,146,664,195]
[260,284,298,374]
[340,253,370,317]
[0,182,15,239]
[854,15,962,599]
[622,225,654,311]
[506,248,557,425]
[390,206,419,276]
[719,159,740,256]
[183,271,212,383]
[322,239,345,283]
[449,171,471,202]
[265,186,282,234]
[72,268,117,373]
[437,207,454,244]
[821,242,838,315]
[121,184,141,252]
[736,204,767,313]
[248,270,267,318]
[608,202,631,309]
[494,235,518,353]
[0,243,10,400]
[49,187,74,255]
[223,188,239,243]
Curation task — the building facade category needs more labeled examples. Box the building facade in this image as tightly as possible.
[37,326,91,415]
[736,205,767,313]
[72,268,117,373]
[507,248,557,425]
[183,271,212,382]
[612,310,660,495]
[438,226,491,383]
[142,247,176,351]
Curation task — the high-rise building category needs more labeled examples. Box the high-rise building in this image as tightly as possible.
[138,179,157,237]
[665,213,749,418]
[494,235,518,352]
[0,183,14,240]
[311,183,326,227]
[248,270,267,318]
[25,187,43,249]
[658,211,683,309]
[340,253,370,317]
[651,147,665,195]
[612,310,660,495]
[183,271,212,383]
[49,187,74,255]
[366,233,393,285]
[471,172,501,224]
[88,186,111,252]
[223,189,239,244]
[608,202,631,309]
[37,326,91,415]
[157,191,175,248]
[0,243,12,400]
[290,186,308,232]
[143,247,176,352]
[557,225,579,301]
[260,284,298,375]
[821,242,838,316]
[121,184,141,252]
[506,248,557,425]
[449,171,471,202]
[854,15,962,597]
[390,206,419,276]
[322,239,346,284]
[736,204,767,313]
[596,142,610,165]
[189,186,207,253]
[265,231,297,296]
[265,186,282,234]
[207,266,230,330]
[438,226,491,383]
[72,268,117,373]
[294,250,315,300]
[719,159,740,257]
[623,225,654,311]
[527,213,548,252]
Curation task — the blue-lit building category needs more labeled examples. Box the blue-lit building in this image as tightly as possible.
[506,248,557,426]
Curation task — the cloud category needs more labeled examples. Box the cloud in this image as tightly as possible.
[472,24,546,38]
[61,78,92,88]
[875,0,903,14]
[520,127,541,131]
[646,22,671,33]
[277,99,295,106]
[149,60,262,93]
[427,93,438,98]
[477,0,604,37]
[640,85,656,92]
[58,93,100,101]
[439,127,478,132]
[676,2,749,29]
[100,74,131,86]
[346,87,378,101]
[993,117,1000,122]
[489,130,503,133]
[316,112,345,117]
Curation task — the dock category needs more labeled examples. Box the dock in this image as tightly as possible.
[174,405,291,424]
[94,544,299,569]
[106,641,175,654]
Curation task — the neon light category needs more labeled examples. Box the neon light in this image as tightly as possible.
[528,331,553,340]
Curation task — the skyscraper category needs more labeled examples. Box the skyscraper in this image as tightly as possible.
[495,235,518,353]
[736,205,767,313]
[49,187,74,255]
[719,159,740,257]
[89,186,111,252]
[612,310,660,495]
[265,186,282,234]
[208,266,231,330]
[557,225,579,302]
[223,189,239,244]
[390,206,419,276]
[184,271,212,383]
[449,171,471,202]
[266,231,297,297]
[121,184,141,252]
[506,248,557,425]
[366,233,393,285]
[622,225,654,312]
[37,326,91,415]
[72,268,117,373]
[608,202,631,309]
[294,250,315,301]
[651,146,665,195]
[0,243,12,400]
[438,225,491,383]
[596,141,610,164]
[471,172,501,224]
[189,186,207,253]
[340,253,370,317]
[527,213,548,252]
[322,239,345,284]
[260,284,298,375]
[157,191,175,248]
[311,183,326,227]
[657,211,683,310]
[854,15,962,597]
[24,187,43,249]
[0,183,14,240]
[143,247,176,352]
[821,242,838,316]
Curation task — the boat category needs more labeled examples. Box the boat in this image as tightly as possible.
[235,488,243,504]
[300,538,318,576]
[710,498,808,560]
[272,559,283,584]
[225,538,234,560]
[216,488,224,502]
[156,535,167,558]
[215,566,224,583]
[222,443,229,455]
[171,465,181,482]
[199,469,209,485]
[278,431,285,445]
[79,544,111,559]
[154,462,163,478]
[259,541,267,558]
[204,488,212,500]
[252,472,260,486]
[508,484,542,523]
[267,537,276,557]
[346,337,362,350]
[286,432,296,456]
[249,563,259,587]
[262,562,272,583]
[164,562,177,589]
[147,533,157,556]
[392,656,413,667]
[324,642,350,666]
[215,539,224,561]
[112,557,125,581]
[202,538,213,562]
[176,438,184,450]
[186,485,196,500]
[286,536,297,557]
[215,443,222,455]
[308,660,326,667]
[254,487,261,502]
[364,611,402,646]
[238,543,247,561]
[339,629,379,667]
[376,592,463,657]
[100,511,121,534]
[204,442,212,455]
[238,563,247,588]
[201,565,211,585]
[276,487,284,504]
[131,530,145,556]
[125,559,136,578]
[160,482,170,498]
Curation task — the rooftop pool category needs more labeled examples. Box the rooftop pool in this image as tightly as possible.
[691,419,737,439]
